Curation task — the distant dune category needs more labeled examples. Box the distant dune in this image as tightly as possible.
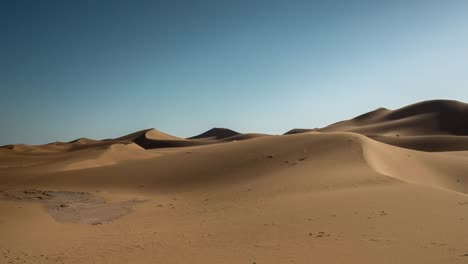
[1,99,467,264]
[316,99,468,152]
[320,99,468,136]
[67,137,101,145]
[188,127,241,140]
[286,100,468,152]
[114,128,200,149]
[219,133,270,142]
[284,128,318,135]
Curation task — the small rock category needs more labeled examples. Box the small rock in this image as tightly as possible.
[41,191,53,197]
[316,231,326,238]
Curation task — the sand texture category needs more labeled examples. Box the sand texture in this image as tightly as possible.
[1,100,468,263]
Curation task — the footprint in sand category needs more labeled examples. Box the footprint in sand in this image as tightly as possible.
[309,231,330,238]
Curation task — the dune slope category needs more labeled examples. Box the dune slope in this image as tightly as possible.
[316,100,468,152]
[188,128,241,140]
[321,100,468,136]
[1,132,468,264]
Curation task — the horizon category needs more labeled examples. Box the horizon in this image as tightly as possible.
[3,1,468,145]
[2,98,466,145]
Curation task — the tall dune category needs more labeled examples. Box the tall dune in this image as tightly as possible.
[316,99,468,152]
[321,99,468,136]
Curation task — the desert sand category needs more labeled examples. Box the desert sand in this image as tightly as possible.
[1,99,467,263]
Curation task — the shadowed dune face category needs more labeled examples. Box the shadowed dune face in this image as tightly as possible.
[320,100,468,136]
[118,128,263,149]
[188,128,240,140]
[313,100,468,152]
[119,129,199,149]
[67,138,100,145]
[283,128,317,135]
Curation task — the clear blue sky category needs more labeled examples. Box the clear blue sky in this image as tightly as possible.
[2,0,468,145]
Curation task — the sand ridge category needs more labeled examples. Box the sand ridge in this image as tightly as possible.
[320,99,468,136]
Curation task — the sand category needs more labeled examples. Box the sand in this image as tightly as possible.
[1,100,467,263]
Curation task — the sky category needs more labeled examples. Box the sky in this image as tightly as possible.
[2,0,468,145]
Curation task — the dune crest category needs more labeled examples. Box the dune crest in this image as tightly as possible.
[283,128,317,135]
[312,99,468,152]
[188,128,240,140]
[61,143,158,171]
[321,99,468,136]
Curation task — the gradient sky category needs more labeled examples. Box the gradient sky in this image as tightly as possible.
[2,0,468,145]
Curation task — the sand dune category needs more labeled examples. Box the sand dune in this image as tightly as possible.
[60,143,159,171]
[368,135,468,152]
[283,128,317,135]
[316,99,468,152]
[0,142,70,153]
[219,133,270,142]
[321,99,468,136]
[119,128,261,149]
[67,137,100,145]
[1,100,468,263]
[116,128,181,142]
[5,132,463,194]
[188,127,240,140]
[116,128,199,149]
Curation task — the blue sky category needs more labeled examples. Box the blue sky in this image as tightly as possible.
[2,0,468,145]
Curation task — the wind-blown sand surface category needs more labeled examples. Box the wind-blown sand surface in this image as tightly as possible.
[1,100,468,263]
